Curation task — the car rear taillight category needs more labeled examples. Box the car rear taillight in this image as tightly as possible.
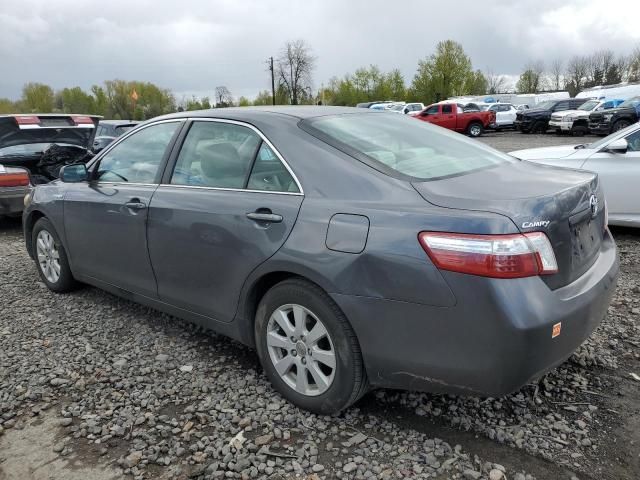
[72,115,95,126]
[0,167,30,187]
[14,115,40,126]
[418,231,558,279]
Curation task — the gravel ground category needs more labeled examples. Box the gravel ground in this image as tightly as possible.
[1,132,638,480]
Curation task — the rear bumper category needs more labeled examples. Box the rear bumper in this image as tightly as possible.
[332,229,618,396]
[0,186,29,216]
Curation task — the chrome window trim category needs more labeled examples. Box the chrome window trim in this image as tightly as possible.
[180,117,304,195]
[88,182,158,187]
[158,183,303,196]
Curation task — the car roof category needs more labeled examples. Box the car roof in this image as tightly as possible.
[99,120,139,125]
[154,106,373,122]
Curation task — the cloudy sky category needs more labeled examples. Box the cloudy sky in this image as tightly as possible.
[1,0,639,101]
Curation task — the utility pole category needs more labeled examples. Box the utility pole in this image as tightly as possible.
[268,56,276,105]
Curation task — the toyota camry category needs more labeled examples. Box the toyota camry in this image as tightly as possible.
[22,107,619,414]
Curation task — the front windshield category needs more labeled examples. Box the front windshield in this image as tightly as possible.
[619,96,640,108]
[578,100,599,111]
[302,113,514,181]
[390,105,405,111]
[534,101,556,110]
[587,123,640,150]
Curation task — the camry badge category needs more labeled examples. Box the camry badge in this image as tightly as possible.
[522,220,550,228]
[589,194,598,218]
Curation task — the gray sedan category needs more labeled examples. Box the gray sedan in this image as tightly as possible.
[23,107,618,414]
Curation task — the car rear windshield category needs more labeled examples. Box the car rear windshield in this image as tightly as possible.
[115,125,136,136]
[301,113,514,181]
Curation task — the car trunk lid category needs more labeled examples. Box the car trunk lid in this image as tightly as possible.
[412,161,605,289]
[0,115,100,149]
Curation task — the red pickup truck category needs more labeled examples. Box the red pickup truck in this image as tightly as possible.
[414,103,495,137]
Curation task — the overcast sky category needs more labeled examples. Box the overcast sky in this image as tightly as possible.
[1,0,639,101]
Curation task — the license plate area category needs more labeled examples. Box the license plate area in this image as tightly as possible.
[569,211,601,268]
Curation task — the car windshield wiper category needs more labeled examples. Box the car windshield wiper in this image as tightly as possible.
[574,144,589,149]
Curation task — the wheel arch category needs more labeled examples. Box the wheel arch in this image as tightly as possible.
[234,266,338,347]
[24,210,47,259]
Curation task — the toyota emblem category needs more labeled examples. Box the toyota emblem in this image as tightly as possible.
[589,194,598,218]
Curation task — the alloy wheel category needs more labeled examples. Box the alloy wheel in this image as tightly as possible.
[36,230,61,284]
[266,304,336,396]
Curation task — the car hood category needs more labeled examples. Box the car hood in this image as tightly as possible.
[0,116,99,150]
[520,108,548,116]
[553,109,588,118]
[508,145,583,160]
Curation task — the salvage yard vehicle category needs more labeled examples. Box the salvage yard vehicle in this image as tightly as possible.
[92,119,139,153]
[479,103,518,130]
[23,106,619,414]
[549,99,624,136]
[415,102,495,137]
[389,102,425,115]
[0,114,100,217]
[589,96,640,135]
[511,122,640,227]
[514,98,588,133]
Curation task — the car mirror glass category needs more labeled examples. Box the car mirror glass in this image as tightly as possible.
[60,164,88,182]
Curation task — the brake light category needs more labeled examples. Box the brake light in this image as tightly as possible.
[14,115,40,125]
[0,169,30,187]
[72,115,94,125]
[418,231,558,279]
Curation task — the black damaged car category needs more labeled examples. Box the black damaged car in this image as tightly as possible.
[514,98,587,134]
[0,114,100,217]
[589,96,640,135]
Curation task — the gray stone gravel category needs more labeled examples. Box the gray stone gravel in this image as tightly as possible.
[1,143,638,480]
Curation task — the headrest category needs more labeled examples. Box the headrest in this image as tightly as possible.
[200,142,243,178]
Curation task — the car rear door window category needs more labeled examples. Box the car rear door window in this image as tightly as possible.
[442,104,453,114]
[247,142,299,192]
[96,122,180,183]
[171,121,260,189]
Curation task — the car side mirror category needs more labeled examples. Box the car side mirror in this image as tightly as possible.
[60,164,89,182]
[605,138,628,154]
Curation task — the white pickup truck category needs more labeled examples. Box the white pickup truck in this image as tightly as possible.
[549,98,624,136]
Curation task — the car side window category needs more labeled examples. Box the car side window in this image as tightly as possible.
[171,121,261,189]
[423,105,439,115]
[625,130,640,152]
[554,102,569,111]
[247,142,299,193]
[96,122,180,183]
[442,104,453,114]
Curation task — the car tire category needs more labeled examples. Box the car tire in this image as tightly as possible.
[255,278,368,414]
[571,125,587,137]
[612,120,630,132]
[32,217,77,293]
[531,121,547,134]
[466,122,483,137]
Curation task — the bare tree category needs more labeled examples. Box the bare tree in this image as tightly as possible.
[215,86,233,107]
[564,55,589,96]
[276,39,315,105]
[485,70,507,94]
[627,46,640,82]
[549,59,563,91]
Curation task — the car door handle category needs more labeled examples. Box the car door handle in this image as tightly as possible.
[124,200,147,210]
[246,211,283,223]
